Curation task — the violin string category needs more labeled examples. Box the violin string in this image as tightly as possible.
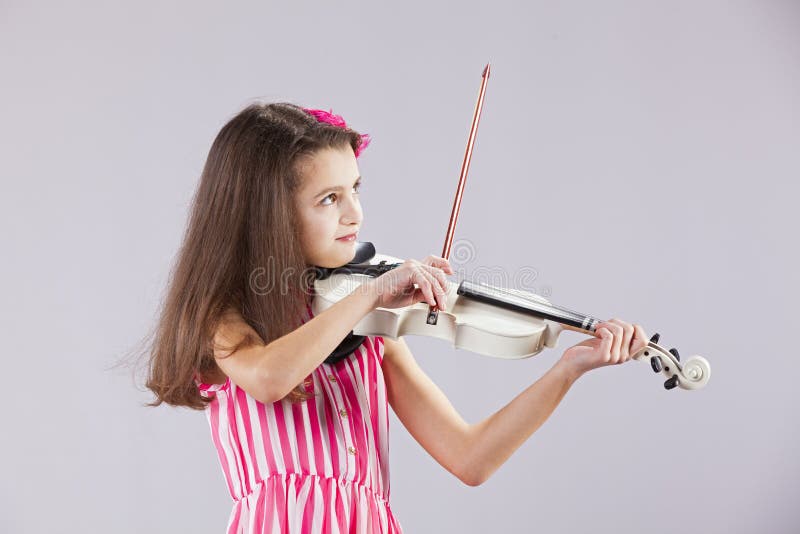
[465,281,588,325]
[485,284,585,321]
[491,284,602,325]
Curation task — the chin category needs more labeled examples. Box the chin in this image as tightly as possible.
[313,244,356,268]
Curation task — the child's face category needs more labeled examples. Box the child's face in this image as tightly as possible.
[294,145,363,268]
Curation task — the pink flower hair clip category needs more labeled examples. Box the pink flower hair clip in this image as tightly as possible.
[302,107,372,158]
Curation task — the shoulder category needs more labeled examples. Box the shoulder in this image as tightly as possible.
[201,307,263,386]
[213,307,264,356]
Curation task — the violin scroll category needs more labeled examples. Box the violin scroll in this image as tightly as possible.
[633,332,711,390]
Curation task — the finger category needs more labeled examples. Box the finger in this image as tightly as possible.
[601,321,624,364]
[412,269,437,307]
[420,264,449,297]
[417,266,448,310]
[400,263,430,304]
[631,324,648,359]
[409,287,425,306]
[598,327,613,364]
[609,319,634,362]
[424,255,455,274]
[419,264,447,309]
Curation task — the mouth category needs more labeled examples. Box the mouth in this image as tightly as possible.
[335,232,358,242]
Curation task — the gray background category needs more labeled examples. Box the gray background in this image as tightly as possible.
[1,1,798,532]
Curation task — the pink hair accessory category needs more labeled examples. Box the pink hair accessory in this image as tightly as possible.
[302,107,371,158]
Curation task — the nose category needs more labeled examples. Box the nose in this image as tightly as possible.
[340,192,362,225]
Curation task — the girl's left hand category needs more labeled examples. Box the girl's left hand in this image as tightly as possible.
[558,319,649,378]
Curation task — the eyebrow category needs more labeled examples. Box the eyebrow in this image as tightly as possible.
[314,176,361,198]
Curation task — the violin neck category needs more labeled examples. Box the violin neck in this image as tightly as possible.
[457,280,601,334]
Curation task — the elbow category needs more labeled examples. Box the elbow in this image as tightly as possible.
[460,474,484,487]
[458,463,488,487]
[456,431,489,487]
[459,470,486,487]
[253,389,281,405]
[253,343,306,404]
[252,368,291,405]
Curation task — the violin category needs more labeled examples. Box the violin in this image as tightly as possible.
[312,64,711,391]
[313,242,710,391]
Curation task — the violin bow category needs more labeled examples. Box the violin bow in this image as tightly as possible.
[422,64,710,391]
[427,62,491,326]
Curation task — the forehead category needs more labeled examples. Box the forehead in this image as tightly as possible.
[295,146,359,195]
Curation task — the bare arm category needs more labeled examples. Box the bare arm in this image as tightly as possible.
[384,319,647,486]
[383,336,579,486]
[463,360,579,485]
[211,253,454,404]
[213,287,377,403]
[465,319,649,484]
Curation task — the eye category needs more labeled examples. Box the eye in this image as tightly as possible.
[319,180,362,206]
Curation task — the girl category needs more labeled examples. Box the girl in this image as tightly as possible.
[145,102,649,533]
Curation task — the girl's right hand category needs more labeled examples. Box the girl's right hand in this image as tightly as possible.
[363,255,454,310]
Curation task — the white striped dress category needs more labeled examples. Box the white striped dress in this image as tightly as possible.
[195,305,404,533]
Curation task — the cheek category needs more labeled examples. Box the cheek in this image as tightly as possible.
[302,210,336,240]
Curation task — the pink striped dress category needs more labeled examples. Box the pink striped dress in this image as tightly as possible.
[195,305,404,533]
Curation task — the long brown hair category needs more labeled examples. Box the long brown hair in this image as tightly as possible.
[143,102,367,410]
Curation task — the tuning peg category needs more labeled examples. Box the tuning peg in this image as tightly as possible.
[669,348,681,362]
[650,355,663,373]
[664,375,680,390]
[650,332,660,344]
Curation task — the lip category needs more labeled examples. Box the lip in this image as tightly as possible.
[335,232,358,241]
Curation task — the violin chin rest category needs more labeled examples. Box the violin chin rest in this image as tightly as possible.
[350,241,376,264]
